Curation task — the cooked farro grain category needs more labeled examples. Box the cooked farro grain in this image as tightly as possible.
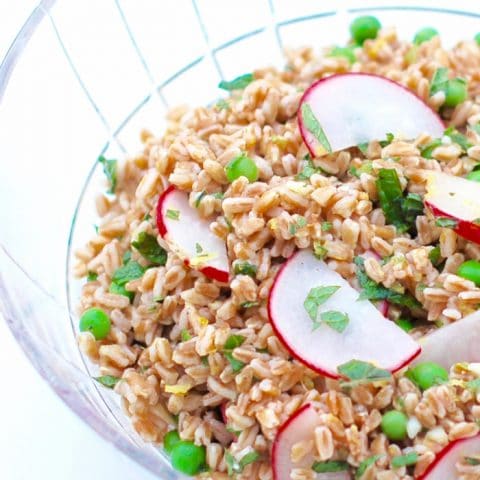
[75,19,480,480]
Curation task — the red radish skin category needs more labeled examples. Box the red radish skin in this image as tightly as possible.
[418,434,480,479]
[416,310,480,369]
[156,186,229,283]
[298,73,444,156]
[268,250,420,378]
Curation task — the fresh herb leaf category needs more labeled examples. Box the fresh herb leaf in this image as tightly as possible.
[201,356,209,366]
[322,221,333,231]
[226,426,241,435]
[289,216,308,235]
[435,217,458,228]
[354,256,421,310]
[312,460,349,473]
[98,155,118,194]
[122,250,132,265]
[391,452,418,468]
[225,451,239,476]
[357,142,369,155]
[238,451,260,469]
[303,286,341,321]
[444,126,472,152]
[420,139,442,159]
[428,246,442,266]
[213,192,224,199]
[313,242,328,260]
[466,378,480,393]
[131,232,167,265]
[218,73,254,91]
[395,318,414,332]
[402,193,424,228]
[338,360,391,388]
[195,190,206,207]
[319,311,349,333]
[109,281,134,301]
[153,295,164,303]
[94,375,121,389]
[471,124,480,136]
[379,132,395,147]
[225,352,245,372]
[295,156,324,180]
[225,450,260,475]
[430,67,449,97]
[376,168,408,232]
[224,335,245,351]
[181,329,192,341]
[87,271,98,282]
[215,98,230,110]
[349,160,373,178]
[240,301,259,308]
[112,261,146,286]
[356,455,383,479]
[195,243,203,254]
[301,103,332,154]
[465,456,480,466]
[234,262,257,277]
[166,209,180,220]
[143,213,152,221]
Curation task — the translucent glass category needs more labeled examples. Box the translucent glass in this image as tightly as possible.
[1,1,480,477]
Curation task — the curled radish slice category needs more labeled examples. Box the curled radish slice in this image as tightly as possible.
[268,250,420,378]
[156,186,229,282]
[298,73,444,156]
[424,170,480,245]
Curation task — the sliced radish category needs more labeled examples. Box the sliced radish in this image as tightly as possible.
[298,73,444,156]
[424,170,480,245]
[268,250,420,378]
[418,434,480,479]
[360,250,390,317]
[156,186,229,282]
[272,404,351,480]
[416,310,480,369]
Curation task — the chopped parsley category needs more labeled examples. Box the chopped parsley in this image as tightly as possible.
[98,155,117,194]
[289,216,308,235]
[313,241,328,260]
[391,452,418,468]
[94,375,121,389]
[109,259,146,302]
[181,329,192,341]
[301,103,332,154]
[428,245,442,267]
[466,378,480,393]
[131,232,167,265]
[234,262,257,277]
[304,285,340,321]
[312,460,349,473]
[354,256,421,310]
[87,271,98,282]
[338,360,391,388]
[166,209,180,220]
[356,455,383,478]
[218,73,254,91]
[435,217,458,228]
[224,335,246,373]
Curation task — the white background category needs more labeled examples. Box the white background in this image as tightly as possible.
[0,2,157,479]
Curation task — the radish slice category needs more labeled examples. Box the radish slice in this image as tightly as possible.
[268,250,420,378]
[418,434,480,479]
[156,186,229,282]
[298,73,444,156]
[424,170,480,245]
[360,250,390,317]
[272,404,351,480]
[416,310,480,369]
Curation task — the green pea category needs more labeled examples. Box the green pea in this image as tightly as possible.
[225,154,259,183]
[406,362,449,391]
[395,318,414,332]
[328,46,356,64]
[444,78,468,108]
[170,441,206,475]
[413,27,438,45]
[350,16,381,45]
[475,33,480,45]
[466,170,480,182]
[79,307,111,340]
[164,430,181,455]
[457,260,480,286]
[381,410,408,441]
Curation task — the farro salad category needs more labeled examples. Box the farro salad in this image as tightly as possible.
[75,16,480,480]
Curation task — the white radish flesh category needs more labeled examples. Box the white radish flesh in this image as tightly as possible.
[268,250,420,378]
[298,73,444,156]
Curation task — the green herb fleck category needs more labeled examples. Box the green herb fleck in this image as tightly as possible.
[143,213,152,221]
[428,246,442,267]
[181,329,192,341]
[466,378,480,393]
[201,356,209,366]
[122,250,132,265]
[240,301,260,309]
[318,310,349,333]
[312,460,349,473]
[132,232,167,265]
[213,192,224,199]
[87,271,98,282]
[195,243,203,254]
[112,261,145,286]
[322,221,333,231]
[313,241,328,260]
[301,103,332,154]
[234,262,257,277]
[94,375,121,389]
[376,168,408,232]
[356,455,383,479]
[435,217,458,229]
[225,450,260,475]
[225,352,245,372]
[304,286,340,322]
[338,360,392,388]
[226,426,242,435]
[224,334,246,351]
[166,209,180,220]
[444,126,472,152]
[153,295,164,303]
[195,190,206,207]
[391,452,418,469]
[295,156,324,180]
[465,456,480,466]
[215,98,230,110]
[98,155,118,194]
[357,142,369,155]
[289,216,308,235]
[420,139,442,159]
[429,67,449,97]
[379,132,395,147]
[109,282,134,302]
[349,160,373,178]
[218,73,254,91]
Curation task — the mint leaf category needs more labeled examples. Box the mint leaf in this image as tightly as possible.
[349,160,373,177]
[430,67,449,96]
[181,329,192,341]
[239,451,260,469]
[328,45,356,64]
[465,456,480,466]
[420,138,442,159]
[320,311,349,333]
[218,73,254,91]
[98,155,117,194]
[109,281,134,302]
[289,216,308,235]
[428,245,442,266]
[301,103,332,154]
[225,352,245,372]
[435,217,458,228]
[356,455,383,478]
[295,155,325,180]
[312,460,349,473]
[225,450,260,475]
[240,301,259,308]
[357,142,369,155]
[303,286,341,321]
[195,243,203,254]
[376,168,407,232]
[379,132,395,147]
[215,98,230,110]
[87,271,98,282]
[94,375,121,389]
[338,360,391,387]
[112,261,145,286]
[391,452,418,468]
[166,209,180,220]
[132,232,167,265]
[313,242,328,260]
[444,126,472,152]
[401,193,424,228]
[234,262,257,277]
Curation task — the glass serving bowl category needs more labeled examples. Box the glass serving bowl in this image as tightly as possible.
[1,1,480,478]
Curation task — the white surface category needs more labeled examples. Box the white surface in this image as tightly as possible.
[0,3,157,479]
